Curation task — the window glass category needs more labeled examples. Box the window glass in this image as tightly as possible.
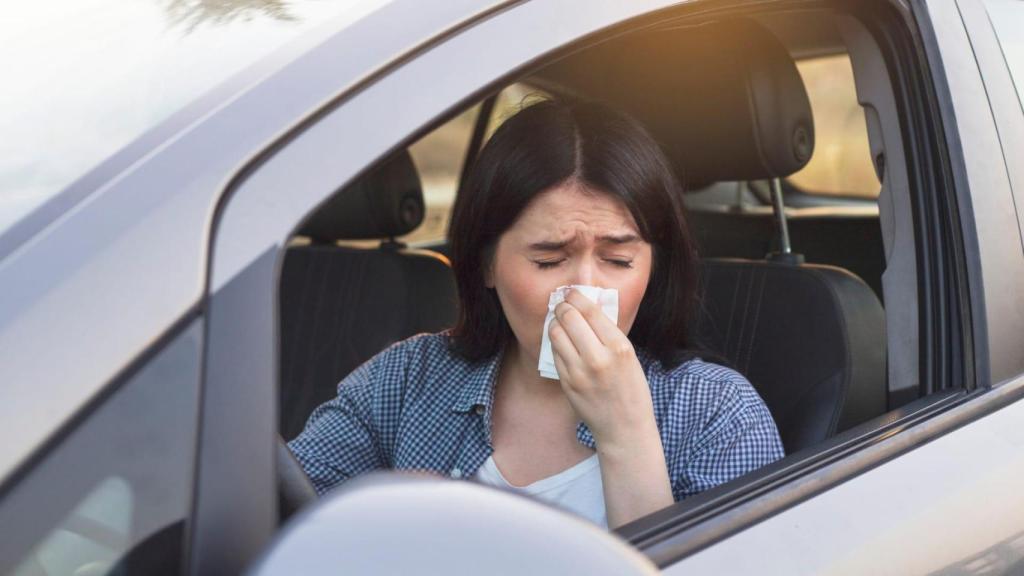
[485,84,549,140]
[787,54,881,198]
[985,0,1024,109]
[0,321,202,576]
[12,478,133,576]
[401,84,548,246]
[404,106,480,245]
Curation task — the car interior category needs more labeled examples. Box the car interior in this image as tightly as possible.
[275,5,928,525]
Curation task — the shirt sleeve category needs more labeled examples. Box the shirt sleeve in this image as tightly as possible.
[671,372,785,501]
[287,347,396,496]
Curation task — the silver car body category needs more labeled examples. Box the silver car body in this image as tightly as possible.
[1,0,1023,573]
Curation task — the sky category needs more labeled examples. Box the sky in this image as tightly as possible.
[0,0,388,233]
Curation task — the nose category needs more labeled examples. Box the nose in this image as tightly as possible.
[572,258,595,286]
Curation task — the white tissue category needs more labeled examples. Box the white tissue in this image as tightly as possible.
[538,285,619,380]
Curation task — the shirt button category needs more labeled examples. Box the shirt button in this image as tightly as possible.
[474,405,485,416]
[451,468,463,479]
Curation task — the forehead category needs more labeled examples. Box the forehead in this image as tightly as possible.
[513,181,639,233]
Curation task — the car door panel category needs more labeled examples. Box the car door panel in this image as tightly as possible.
[661,377,1024,574]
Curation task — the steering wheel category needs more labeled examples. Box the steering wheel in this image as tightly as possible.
[276,435,317,522]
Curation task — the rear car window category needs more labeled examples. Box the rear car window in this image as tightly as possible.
[786,54,881,199]
[403,83,546,245]
[404,106,480,245]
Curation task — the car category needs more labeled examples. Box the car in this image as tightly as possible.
[2,0,1024,574]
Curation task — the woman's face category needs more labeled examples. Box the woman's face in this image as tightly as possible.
[486,181,653,364]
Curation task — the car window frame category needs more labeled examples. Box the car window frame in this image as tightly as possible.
[206,0,1013,569]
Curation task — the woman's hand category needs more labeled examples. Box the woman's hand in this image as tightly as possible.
[548,288,673,527]
[547,288,656,451]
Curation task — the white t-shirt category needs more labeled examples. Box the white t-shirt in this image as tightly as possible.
[473,453,607,528]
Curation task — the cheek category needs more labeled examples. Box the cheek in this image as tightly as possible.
[615,256,653,332]
[617,275,649,331]
[492,258,556,352]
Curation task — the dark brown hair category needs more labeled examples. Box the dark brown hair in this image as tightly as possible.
[447,97,699,369]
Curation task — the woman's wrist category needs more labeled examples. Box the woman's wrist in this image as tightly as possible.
[593,415,662,461]
[596,421,673,528]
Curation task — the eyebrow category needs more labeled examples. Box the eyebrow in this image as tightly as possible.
[599,233,641,245]
[527,234,641,251]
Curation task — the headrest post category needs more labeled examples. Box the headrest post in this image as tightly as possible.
[770,178,792,254]
[767,178,804,265]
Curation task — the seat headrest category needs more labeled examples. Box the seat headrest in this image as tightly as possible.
[529,18,814,187]
[299,150,425,242]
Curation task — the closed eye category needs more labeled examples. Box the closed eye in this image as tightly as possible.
[534,259,566,269]
[606,259,634,269]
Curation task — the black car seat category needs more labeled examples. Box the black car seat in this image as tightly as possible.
[530,17,887,452]
[278,151,457,440]
[697,260,886,453]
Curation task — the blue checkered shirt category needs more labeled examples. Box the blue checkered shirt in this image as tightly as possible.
[288,332,783,501]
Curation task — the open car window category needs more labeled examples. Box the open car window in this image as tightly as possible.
[203,0,971,566]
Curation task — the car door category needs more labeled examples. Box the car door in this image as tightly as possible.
[208,0,1024,574]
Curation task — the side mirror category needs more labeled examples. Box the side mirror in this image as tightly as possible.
[249,473,658,575]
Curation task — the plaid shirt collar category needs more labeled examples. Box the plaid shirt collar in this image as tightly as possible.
[450,345,502,415]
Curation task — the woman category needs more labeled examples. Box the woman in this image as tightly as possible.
[288,97,783,529]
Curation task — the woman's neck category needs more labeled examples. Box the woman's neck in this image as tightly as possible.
[499,342,573,407]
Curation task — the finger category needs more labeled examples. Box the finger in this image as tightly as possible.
[553,300,604,362]
[563,288,626,348]
[552,346,573,386]
[548,316,580,366]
